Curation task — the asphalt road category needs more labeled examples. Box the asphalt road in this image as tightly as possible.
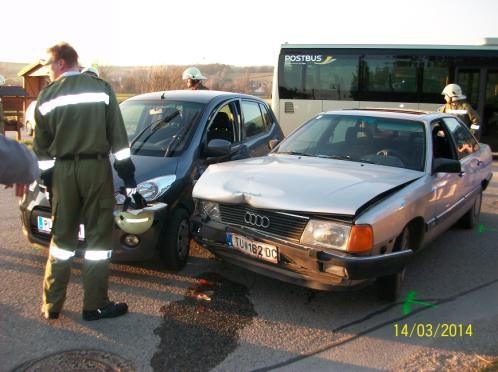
[1,162,497,371]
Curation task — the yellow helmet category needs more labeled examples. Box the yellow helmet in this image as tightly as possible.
[182,66,207,81]
[442,83,466,100]
[114,191,153,234]
[115,210,153,235]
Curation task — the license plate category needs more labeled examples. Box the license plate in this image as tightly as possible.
[37,216,85,240]
[226,232,278,263]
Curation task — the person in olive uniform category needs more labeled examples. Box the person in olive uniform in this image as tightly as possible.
[439,83,481,138]
[34,42,136,321]
[182,66,209,90]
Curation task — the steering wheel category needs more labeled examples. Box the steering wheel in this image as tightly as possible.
[376,148,408,166]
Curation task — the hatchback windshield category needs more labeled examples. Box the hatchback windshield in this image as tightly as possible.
[276,114,426,171]
[120,99,205,157]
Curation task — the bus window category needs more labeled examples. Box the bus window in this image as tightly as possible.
[362,55,418,100]
[421,56,452,103]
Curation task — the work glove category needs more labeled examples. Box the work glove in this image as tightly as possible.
[113,158,137,188]
[120,187,147,210]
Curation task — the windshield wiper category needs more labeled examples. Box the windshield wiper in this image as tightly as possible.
[131,110,180,154]
[164,111,201,157]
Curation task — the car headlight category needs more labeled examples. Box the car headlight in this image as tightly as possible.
[197,200,221,221]
[136,175,176,202]
[301,219,351,252]
[301,220,373,253]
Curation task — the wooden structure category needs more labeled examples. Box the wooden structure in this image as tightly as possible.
[0,85,28,140]
[17,61,50,113]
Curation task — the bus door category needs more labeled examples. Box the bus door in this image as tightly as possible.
[483,69,498,133]
[457,67,498,134]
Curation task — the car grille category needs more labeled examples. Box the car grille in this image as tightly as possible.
[219,204,309,242]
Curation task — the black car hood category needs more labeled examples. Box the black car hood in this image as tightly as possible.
[113,155,178,189]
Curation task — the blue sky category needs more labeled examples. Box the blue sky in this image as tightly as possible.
[1,0,498,66]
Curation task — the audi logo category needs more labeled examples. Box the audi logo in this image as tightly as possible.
[244,212,270,228]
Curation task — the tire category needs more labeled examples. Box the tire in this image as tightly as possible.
[376,226,410,301]
[460,192,482,229]
[159,208,190,271]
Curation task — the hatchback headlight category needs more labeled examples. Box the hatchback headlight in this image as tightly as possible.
[136,175,176,202]
[197,200,221,221]
[301,220,351,252]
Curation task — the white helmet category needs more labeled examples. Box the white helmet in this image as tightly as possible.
[0,75,5,86]
[442,83,466,100]
[81,66,100,78]
[182,66,207,81]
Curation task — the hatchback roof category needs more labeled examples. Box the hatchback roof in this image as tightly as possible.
[126,90,260,104]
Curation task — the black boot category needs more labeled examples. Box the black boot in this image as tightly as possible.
[41,311,60,320]
[82,302,128,321]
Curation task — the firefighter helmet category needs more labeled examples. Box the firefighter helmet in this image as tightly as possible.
[114,192,153,234]
[442,84,466,100]
[182,66,207,81]
[115,210,154,235]
[81,66,100,78]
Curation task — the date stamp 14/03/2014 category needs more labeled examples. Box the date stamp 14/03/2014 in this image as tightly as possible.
[394,323,473,338]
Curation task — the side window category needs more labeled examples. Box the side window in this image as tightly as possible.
[259,103,273,129]
[443,117,479,159]
[241,100,266,138]
[431,120,456,160]
[206,103,236,143]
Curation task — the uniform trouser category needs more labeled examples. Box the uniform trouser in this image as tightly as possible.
[42,158,115,313]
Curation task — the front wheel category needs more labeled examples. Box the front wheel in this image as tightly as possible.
[376,226,410,301]
[159,208,190,271]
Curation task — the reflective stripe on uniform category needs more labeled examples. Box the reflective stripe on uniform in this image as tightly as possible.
[447,109,468,115]
[38,92,110,116]
[471,124,480,130]
[126,217,150,223]
[38,159,55,170]
[49,245,76,260]
[84,250,112,261]
[114,148,131,160]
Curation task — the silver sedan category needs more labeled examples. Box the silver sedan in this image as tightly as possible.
[191,109,493,300]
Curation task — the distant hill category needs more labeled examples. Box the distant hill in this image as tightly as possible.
[0,62,28,85]
[0,62,274,97]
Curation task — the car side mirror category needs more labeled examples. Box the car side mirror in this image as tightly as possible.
[204,139,231,158]
[432,158,461,174]
[268,139,280,150]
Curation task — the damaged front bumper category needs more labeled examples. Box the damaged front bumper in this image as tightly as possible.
[191,216,414,291]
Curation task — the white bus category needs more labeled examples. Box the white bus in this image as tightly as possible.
[272,43,498,135]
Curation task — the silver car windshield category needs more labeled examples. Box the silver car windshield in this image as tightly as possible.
[120,100,205,157]
[276,114,426,171]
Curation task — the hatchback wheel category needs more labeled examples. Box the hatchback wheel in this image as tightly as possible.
[376,226,410,301]
[159,208,190,271]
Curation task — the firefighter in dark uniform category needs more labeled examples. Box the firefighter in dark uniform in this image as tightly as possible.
[439,83,481,138]
[182,66,209,90]
[34,42,136,321]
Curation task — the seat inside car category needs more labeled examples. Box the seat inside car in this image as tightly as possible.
[207,112,234,143]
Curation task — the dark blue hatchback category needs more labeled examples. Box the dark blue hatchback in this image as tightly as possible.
[20,90,284,270]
